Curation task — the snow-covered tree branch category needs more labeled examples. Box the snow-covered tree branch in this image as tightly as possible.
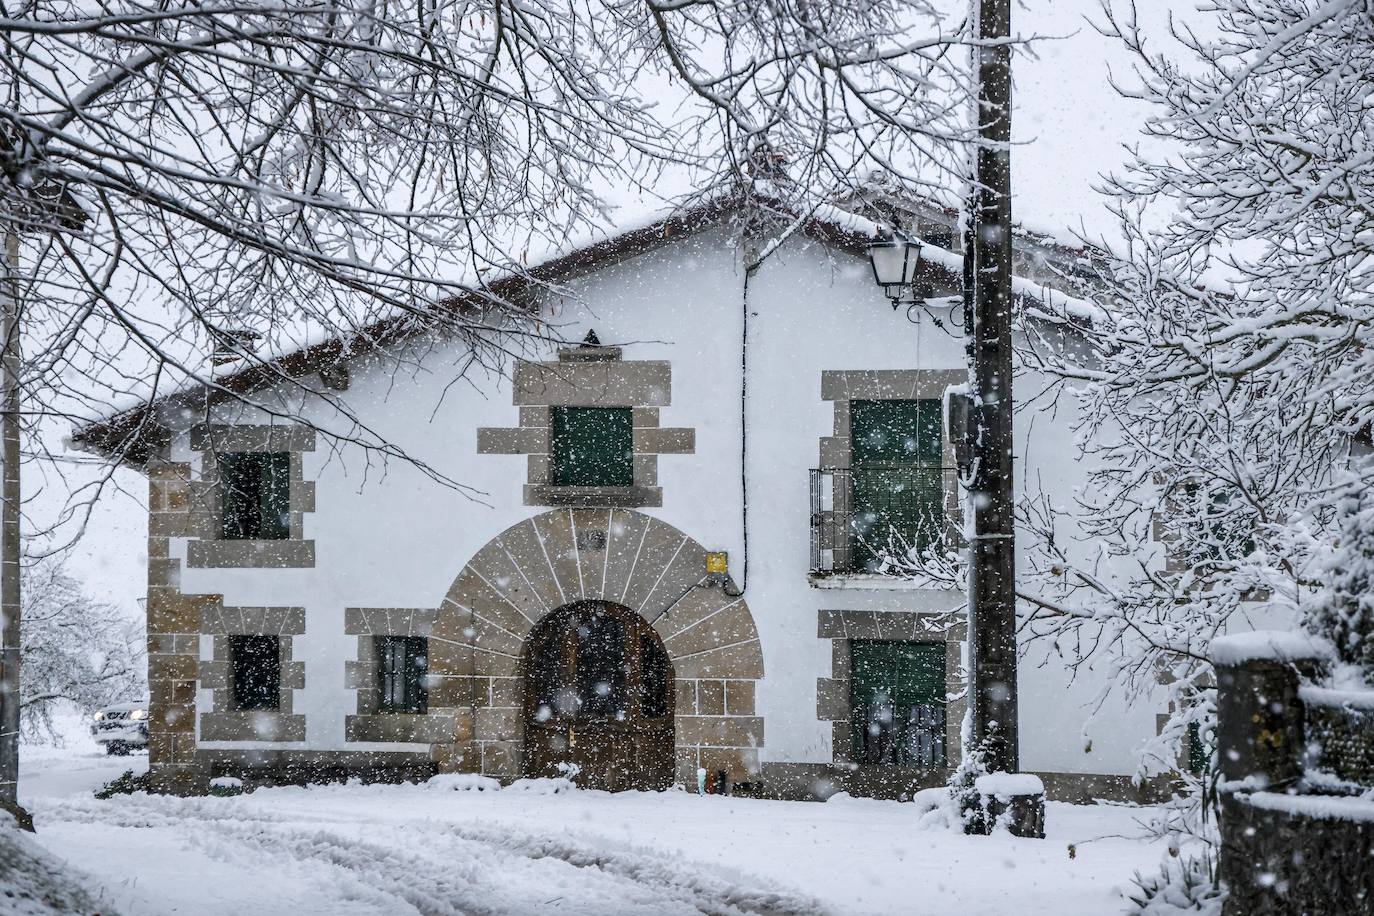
[1009,0,1374,866]
[18,558,142,741]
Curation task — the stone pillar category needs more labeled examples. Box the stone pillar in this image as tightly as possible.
[1215,653,1322,789]
[1212,635,1331,916]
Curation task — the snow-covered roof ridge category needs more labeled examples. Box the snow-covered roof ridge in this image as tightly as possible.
[1209,630,1335,666]
[70,188,1098,465]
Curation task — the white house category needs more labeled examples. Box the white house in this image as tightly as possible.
[73,194,1167,801]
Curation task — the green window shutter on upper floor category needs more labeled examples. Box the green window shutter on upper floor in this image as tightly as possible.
[550,407,634,487]
[849,399,945,568]
[851,399,942,466]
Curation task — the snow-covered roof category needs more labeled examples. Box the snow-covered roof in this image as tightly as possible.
[70,190,1101,466]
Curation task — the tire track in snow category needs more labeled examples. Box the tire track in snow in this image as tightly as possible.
[33,794,830,916]
[437,823,827,916]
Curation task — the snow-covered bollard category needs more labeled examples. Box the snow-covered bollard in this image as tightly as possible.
[971,772,1045,838]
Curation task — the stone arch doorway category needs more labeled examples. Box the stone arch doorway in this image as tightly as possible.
[429,508,765,787]
[522,600,674,790]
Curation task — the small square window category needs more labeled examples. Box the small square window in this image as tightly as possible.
[219,452,291,540]
[550,407,633,488]
[376,636,428,714]
[229,635,281,711]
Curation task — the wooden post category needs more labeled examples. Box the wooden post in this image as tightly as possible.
[965,0,1019,774]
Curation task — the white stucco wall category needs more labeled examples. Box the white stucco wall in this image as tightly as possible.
[171,225,1161,777]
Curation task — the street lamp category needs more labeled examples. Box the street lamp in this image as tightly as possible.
[866,231,923,307]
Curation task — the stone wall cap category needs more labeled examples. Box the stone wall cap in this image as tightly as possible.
[1209,630,1334,667]
[975,772,1044,796]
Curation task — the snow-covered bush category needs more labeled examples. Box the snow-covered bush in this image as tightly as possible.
[1128,855,1226,915]
[1303,482,1374,683]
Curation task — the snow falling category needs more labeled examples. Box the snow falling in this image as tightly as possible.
[3,0,1374,913]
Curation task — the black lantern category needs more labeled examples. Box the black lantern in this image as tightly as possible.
[866,231,923,307]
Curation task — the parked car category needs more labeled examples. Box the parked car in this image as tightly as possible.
[90,701,149,755]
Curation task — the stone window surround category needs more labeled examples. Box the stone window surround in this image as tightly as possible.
[185,423,317,569]
[815,369,965,580]
[477,347,694,509]
[343,607,458,744]
[197,604,307,742]
[815,609,965,769]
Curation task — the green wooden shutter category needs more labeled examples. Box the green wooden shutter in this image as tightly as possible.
[852,399,942,465]
[550,407,634,487]
[220,453,253,539]
[258,453,291,540]
[850,641,946,765]
[850,400,944,569]
[850,641,945,710]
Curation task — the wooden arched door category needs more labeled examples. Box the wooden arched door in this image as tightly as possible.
[522,601,675,791]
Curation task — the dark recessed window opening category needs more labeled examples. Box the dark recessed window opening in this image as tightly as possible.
[575,610,626,717]
[230,635,282,711]
[377,635,428,714]
[550,407,633,488]
[640,634,670,719]
[219,452,291,540]
[850,640,946,767]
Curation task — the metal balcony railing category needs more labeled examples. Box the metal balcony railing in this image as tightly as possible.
[809,467,962,576]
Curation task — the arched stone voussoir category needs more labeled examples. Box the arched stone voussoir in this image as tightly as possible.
[435,509,763,679]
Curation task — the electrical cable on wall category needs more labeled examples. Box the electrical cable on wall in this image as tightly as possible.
[724,256,758,598]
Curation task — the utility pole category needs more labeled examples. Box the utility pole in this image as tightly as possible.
[0,226,28,829]
[965,0,1020,779]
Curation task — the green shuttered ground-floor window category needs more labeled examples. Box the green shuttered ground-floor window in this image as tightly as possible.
[849,399,944,571]
[850,640,946,767]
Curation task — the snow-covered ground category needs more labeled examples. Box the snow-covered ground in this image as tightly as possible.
[16,734,1173,915]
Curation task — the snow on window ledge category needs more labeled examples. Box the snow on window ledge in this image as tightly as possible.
[807,572,956,591]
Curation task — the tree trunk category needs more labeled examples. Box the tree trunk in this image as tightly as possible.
[0,228,29,828]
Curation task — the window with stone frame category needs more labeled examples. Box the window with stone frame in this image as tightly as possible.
[550,406,634,488]
[229,634,282,711]
[218,451,291,540]
[849,399,944,571]
[850,640,946,767]
[376,635,428,714]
